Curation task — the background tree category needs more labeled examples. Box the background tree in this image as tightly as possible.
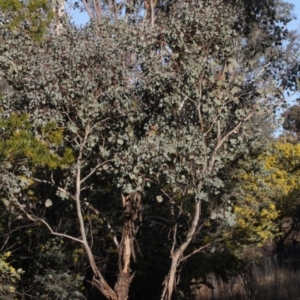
[282,105,300,139]
[229,134,300,258]
[0,0,56,40]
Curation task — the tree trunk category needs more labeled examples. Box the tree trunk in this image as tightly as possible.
[76,188,140,299]
[114,226,134,300]
[49,0,65,35]
[161,250,181,300]
[161,201,201,300]
[114,193,141,299]
[114,269,133,300]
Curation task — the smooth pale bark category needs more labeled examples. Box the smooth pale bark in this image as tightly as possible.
[161,201,201,300]
[75,129,118,299]
[27,122,140,300]
[49,0,65,35]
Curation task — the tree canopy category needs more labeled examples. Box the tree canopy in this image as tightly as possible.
[0,0,299,299]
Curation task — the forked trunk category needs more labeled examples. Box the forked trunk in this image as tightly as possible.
[85,193,141,300]
[161,201,201,300]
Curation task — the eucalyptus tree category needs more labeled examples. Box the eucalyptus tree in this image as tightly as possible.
[0,0,295,300]
[0,20,147,299]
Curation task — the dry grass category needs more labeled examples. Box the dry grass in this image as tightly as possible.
[195,259,300,300]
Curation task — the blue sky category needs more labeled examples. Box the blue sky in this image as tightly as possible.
[66,2,89,26]
[285,0,300,108]
[69,1,300,28]
[287,0,300,31]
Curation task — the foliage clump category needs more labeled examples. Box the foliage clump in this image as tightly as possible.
[231,139,300,254]
[0,0,54,41]
[0,114,74,170]
[0,251,23,299]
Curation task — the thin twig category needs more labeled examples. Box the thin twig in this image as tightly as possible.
[80,159,113,184]
[12,197,83,244]
[171,223,178,253]
[181,238,225,262]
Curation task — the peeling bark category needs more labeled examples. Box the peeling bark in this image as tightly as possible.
[114,193,141,299]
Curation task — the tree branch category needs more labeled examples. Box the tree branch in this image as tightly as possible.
[74,130,117,298]
[208,109,255,173]
[80,159,113,184]
[12,197,83,244]
[93,0,102,19]
[181,238,225,262]
[171,223,178,254]
[82,0,94,19]
[107,221,120,248]
[32,177,76,201]
[150,0,154,27]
